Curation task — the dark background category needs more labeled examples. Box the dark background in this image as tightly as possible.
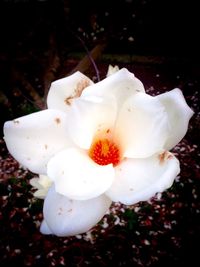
[0,0,199,126]
[0,0,199,55]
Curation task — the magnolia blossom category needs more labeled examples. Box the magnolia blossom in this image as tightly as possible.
[3,67,193,237]
[30,175,52,199]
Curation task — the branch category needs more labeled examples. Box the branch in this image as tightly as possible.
[13,70,44,110]
[62,42,106,79]
[43,34,60,107]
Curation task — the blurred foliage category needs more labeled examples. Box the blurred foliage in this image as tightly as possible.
[124,209,139,230]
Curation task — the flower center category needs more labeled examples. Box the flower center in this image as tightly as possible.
[89,138,121,166]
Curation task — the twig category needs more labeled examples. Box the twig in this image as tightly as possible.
[68,42,106,79]
[75,35,101,81]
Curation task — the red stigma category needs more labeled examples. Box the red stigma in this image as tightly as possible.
[89,138,121,166]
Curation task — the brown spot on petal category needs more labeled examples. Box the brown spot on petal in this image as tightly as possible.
[167,154,173,160]
[158,151,173,165]
[44,144,48,150]
[13,120,20,124]
[58,207,63,215]
[64,97,72,106]
[159,151,167,164]
[67,209,73,213]
[55,117,61,124]
[76,79,90,93]
[64,79,91,105]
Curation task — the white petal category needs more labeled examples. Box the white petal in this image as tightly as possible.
[30,175,52,199]
[36,174,52,188]
[40,220,53,235]
[82,68,145,108]
[3,109,73,174]
[66,96,117,149]
[33,189,49,199]
[106,65,120,77]
[47,71,94,112]
[47,148,115,200]
[106,152,180,205]
[157,88,194,150]
[115,92,170,158]
[41,185,112,236]
[30,175,52,190]
[30,178,44,190]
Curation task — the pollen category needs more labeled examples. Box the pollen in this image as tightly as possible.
[89,138,121,166]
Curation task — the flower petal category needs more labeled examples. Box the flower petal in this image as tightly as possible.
[30,175,52,189]
[40,185,112,236]
[47,148,115,200]
[66,96,117,149]
[115,92,170,158]
[47,71,94,112]
[40,219,52,235]
[30,175,52,199]
[3,109,73,174]
[157,88,194,150]
[30,178,44,190]
[106,151,180,205]
[82,68,145,108]
[32,189,49,199]
[106,64,120,77]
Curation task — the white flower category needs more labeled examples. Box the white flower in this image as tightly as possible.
[3,68,194,237]
[30,175,52,199]
[106,64,120,77]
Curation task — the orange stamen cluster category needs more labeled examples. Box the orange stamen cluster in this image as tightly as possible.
[89,138,121,166]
